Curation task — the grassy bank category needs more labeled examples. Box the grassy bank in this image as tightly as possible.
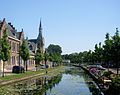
[0,66,65,85]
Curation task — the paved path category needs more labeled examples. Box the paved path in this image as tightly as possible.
[109,68,120,74]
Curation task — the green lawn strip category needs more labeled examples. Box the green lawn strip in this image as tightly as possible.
[0,69,45,81]
[0,66,65,82]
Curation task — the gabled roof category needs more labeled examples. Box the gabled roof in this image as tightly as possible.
[0,20,2,30]
[0,18,24,41]
[16,31,23,40]
[28,39,37,43]
[7,22,18,39]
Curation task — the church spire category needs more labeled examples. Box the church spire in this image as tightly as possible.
[37,19,45,53]
[39,19,42,32]
[38,19,43,39]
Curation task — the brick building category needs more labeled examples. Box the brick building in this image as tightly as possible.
[0,18,41,72]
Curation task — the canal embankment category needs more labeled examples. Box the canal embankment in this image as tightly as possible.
[73,64,111,94]
[0,66,65,86]
[0,66,104,95]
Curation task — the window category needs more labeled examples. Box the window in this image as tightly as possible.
[12,42,15,52]
[17,43,19,52]
[12,56,15,65]
[16,56,19,64]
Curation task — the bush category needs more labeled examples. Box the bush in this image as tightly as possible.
[112,77,120,90]
[110,76,120,94]
[103,71,112,77]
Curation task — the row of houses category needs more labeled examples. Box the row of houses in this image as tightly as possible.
[0,18,45,72]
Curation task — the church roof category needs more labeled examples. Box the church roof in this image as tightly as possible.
[28,39,37,53]
[28,39,37,43]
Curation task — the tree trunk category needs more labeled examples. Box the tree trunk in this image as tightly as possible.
[26,61,28,71]
[117,62,119,75]
[24,61,26,71]
[2,61,5,77]
[107,61,109,71]
[52,62,54,67]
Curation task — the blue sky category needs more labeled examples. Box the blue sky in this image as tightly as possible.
[0,0,120,54]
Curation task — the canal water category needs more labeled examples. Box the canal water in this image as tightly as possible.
[0,66,103,95]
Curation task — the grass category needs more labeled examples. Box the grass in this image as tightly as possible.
[0,66,65,82]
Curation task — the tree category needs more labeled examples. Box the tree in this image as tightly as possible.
[44,50,50,67]
[0,30,11,77]
[94,42,103,64]
[103,33,113,70]
[98,42,104,63]
[112,28,120,74]
[111,76,120,94]
[47,44,62,66]
[52,53,62,65]
[20,38,30,71]
[47,44,62,55]
[48,53,53,62]
[67,53,79,63]
[86,50,93,64]
[35,49,44,71]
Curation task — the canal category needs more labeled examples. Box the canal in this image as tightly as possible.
[0,66,103,95]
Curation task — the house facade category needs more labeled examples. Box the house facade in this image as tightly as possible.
[0,18,24,71]
[0,18,44,72]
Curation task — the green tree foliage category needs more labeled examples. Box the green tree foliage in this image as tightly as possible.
[47,44,62,55]
[0,30,11,77]
[35,49,44,70]
[94,42,103,63]
[62,51,95,64]
[68,53,80,63]
[48,53,53,62]
[20,39,30,71]
[111,77,120,94]
[103,33,113,69]
[52,54,62,63]
[112,28,120,74]
[86,50,93,63]
[62,54,69,60]
[47,44,62,66]
[62,28,120,71]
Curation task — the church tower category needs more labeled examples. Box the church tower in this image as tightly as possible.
[37,19,45,53]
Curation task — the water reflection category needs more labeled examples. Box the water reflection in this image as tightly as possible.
[0,67,103,95]
[63,67,103,95]
[0,75,62,95]
[83,74,102,95]
[46,67,103,95]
